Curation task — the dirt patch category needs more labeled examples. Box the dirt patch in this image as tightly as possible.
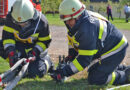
[0,26,130,65]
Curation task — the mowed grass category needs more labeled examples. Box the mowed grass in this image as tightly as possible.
[46,14,130,30]
[0,58,113,90]
[1,58,130,90]
[110,18,130,30]
[0,60,130,90]
[45,14,64,26]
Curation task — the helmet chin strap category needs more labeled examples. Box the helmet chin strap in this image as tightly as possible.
[33,12,41,34]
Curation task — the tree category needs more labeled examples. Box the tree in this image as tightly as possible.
[120,0,130,5]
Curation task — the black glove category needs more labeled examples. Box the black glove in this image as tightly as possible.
[61,55,73,64]
[27,48,40,61]
[50,69,65,83]
[27,50,36,61]
[8,51,18,67]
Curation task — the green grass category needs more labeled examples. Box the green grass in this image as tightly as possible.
[0,59,113,90]
[0,57,9,72]
[46,14,130,30]
[110,18,130,30]
[45,14,64,26]
[1,57,130,89]
[0,58,127,90]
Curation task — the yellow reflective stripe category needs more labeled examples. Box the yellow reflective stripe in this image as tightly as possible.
[31,33,39,37]
[102,36,125,56]
[0,56,5,61]
[72,58,84,71]
[3,39,15,45]
[99,20,104,40]
[67,35,79,45]
[78,49,98,56]
[36,42,46,51]
[3,26,18,33]
[38,35,51,41]
[25,48,32,53]
[68,35,73,45]
[109,72,116,85]
[73,36,79,45]
[68,41,71,45]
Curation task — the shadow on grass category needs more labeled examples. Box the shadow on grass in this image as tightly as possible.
[13,78,111,90]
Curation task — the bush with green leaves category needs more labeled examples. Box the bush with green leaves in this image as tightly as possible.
[41,0,130,18]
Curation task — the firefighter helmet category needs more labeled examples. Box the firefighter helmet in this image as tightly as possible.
[59,0,86,21]
[11,0,35,23]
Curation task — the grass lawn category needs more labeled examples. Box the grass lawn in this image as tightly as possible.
[0,58,113,90]
[110,18,130,30]
[45,14,64,26]
[0,58,130,90]
[46,14,130,30]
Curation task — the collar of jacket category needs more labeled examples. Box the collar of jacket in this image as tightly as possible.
[66,10,89,37]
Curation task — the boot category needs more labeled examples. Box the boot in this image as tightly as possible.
[125,67,130,83]
[48,63,55,73]
[117,64,130,71]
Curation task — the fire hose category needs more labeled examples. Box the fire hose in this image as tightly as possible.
[0,57,33,90]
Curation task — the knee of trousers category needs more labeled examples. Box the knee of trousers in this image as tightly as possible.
[40,54,54,71]
[27,60,47,78]
[88,72,107,85]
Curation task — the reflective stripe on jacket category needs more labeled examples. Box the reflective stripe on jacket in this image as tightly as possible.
[62,10,128,76]
[2,10,51,54]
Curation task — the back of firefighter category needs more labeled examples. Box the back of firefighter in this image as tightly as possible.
[51,0,130,85]
[0,0,54,78]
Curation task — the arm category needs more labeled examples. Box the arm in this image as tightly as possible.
[64,35,78,63]
[63,29,98,76]
[28,16,51,58]
[51,23,98,80]
[2,14,18,67]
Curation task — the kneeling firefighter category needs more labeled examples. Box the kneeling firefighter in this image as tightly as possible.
[51,0,130,85]
[0,0,54,78]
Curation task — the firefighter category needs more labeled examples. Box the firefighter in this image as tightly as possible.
[0,0,54,78]
[51,0,130,85]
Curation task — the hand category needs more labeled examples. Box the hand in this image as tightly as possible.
[61,55,73,63]
[8,51,18,67]
[50,69,65,83]
[27,50,36,61]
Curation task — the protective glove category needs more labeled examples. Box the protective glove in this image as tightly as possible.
[27,50,36,61]
[27,47,40,61]
[50,69,66,83]
[61,55,73,64]
[8,51,18,67]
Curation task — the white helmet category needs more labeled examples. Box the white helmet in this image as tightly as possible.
[59,0,86,21]
[11,0,35,23]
